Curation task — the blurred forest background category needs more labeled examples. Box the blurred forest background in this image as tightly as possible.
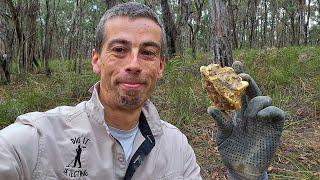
[0,0,319,179]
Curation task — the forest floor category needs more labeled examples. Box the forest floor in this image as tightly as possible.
[0,47,319,179]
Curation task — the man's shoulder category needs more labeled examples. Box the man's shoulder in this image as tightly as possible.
[159,120,189,144]
[160,120,181,132]
[16,101,87,125]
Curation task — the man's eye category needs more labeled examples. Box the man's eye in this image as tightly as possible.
[113,47,126,53]
[142,50,154,56]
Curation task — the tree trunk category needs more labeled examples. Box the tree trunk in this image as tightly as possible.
[176,0,190,54]
[297,0,305,45]
[209,0,233,67]
[77,0,84,74]
[6,0,23,73]
[248,0,258,48]
[269,1,276,47]
[145,0,157,9]
[289,14,295,46]
[67,0,80,63]
[25,0,39,72]
[188,0,205,56]
[318,0,320,26]
[304,0,311,45]
[0,1,12,83]
[43,0,53,75]
[105,0,117,9]
[228,0,238,49]
[262,0,268,48]
[239,1,249,48]
[318,0,320,45]
[160,0,177,58]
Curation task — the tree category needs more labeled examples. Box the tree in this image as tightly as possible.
[0,1,13,84]
[297,0,305,45]
[262,0,268,47]
[1,0,320,81]
[318,0,320,26]
[24,0,39,72]
[160,0,177,58]
[188,0,205,56]
[228,0,238,49]
[43,0,53,75]
[304,0,311,45]
[237,0,249,48]
[176,0,190,54]
[105,0,118,9]
[248,0,259,48]
[6,0,23,73]
[209,0,233,67]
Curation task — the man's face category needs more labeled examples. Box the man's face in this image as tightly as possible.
[92,16,164,111]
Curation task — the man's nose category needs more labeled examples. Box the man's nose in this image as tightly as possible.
[125,50,142,74]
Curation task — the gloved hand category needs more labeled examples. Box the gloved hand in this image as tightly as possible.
[208,62,285,180]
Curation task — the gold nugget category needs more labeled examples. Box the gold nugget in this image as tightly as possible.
[200,64,249,110]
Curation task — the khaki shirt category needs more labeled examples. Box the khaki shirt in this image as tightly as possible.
[0,83,202,180]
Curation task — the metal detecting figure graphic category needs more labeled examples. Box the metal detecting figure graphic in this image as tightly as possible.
[66,145,86,168]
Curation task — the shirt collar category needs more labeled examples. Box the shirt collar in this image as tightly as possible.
[86,82,163,136]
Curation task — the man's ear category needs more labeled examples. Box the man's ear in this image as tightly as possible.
[92,49,101,74]
[157,57,165,80]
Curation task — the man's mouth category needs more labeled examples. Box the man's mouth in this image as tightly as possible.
[117,78,147,90]
[120,82,144,89]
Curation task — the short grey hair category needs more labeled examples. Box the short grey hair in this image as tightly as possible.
[95,2,167,57]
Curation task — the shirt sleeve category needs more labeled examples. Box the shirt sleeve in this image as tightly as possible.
[0,134,22,180]
[0,123,39,180]
[182,134,202,180]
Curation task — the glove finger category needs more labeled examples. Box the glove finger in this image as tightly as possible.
[244,96,272,119]
[231,61,250,109]
[207,107,233,137]
[240,94,248,116]
[257,106,285,125]
[232,61,245,74]
[239,73,262,100]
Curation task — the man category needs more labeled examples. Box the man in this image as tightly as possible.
[0,2,284,180]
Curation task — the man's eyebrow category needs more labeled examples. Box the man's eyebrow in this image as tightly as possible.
[107,38,131,48]
[140,41,161,50]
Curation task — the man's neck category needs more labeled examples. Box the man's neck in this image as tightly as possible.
[97,84,142,130]
[103,106,141,131]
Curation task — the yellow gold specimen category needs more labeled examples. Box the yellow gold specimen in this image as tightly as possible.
[200,64,249,110]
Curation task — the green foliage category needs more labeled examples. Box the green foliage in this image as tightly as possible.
[0,60,98,125]
[234,47,320,110]
[0,47,319,178]
[152,49,210,128]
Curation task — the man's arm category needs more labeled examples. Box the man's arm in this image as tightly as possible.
[182,134,202,180]
[0,123,39,179]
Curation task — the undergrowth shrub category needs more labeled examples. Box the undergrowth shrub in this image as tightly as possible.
[1,47,319,127]
[153,49,210,128]
[234,46,320,115]
[0,61,98,124]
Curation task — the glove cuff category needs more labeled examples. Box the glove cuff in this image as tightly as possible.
[227,169,268,180]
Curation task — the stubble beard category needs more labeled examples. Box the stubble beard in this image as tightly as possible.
[118,90,143,109]
[117,83,156,110]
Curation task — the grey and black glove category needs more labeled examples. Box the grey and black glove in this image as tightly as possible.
[208,62,285,180]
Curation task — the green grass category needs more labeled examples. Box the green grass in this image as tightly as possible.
[0,59,98,125]
[233,47,320,110]
[152,51,210,128]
